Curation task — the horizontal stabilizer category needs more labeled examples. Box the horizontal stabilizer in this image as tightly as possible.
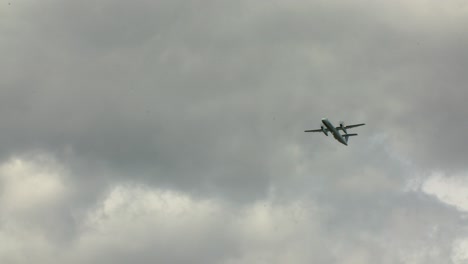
[304,129,322,132]
[343,133,357,137]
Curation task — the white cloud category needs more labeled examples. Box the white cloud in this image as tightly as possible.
[0,155,464,263]
[452,237,468,264]
[73,184,324,264]
[0,155,66,214]
[0,154,69,263]
[0,155,326,264]
[422,172,468,212]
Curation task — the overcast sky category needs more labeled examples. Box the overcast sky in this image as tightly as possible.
[1,0,468,263]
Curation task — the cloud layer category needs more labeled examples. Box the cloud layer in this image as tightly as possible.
[1,0,468,263]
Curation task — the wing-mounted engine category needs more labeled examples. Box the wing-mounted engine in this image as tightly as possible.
[339,121,347,134]
[321,125,328,136]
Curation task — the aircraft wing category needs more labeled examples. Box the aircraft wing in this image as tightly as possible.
[336,123,365,130]
[304,128,325,132]
[345,123,365,129]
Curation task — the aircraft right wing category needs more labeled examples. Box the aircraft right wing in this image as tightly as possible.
[344,123,365,129]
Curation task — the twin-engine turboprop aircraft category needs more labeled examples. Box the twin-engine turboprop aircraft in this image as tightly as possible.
[305,118,365,146]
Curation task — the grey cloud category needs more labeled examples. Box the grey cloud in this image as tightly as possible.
[1,0,468,263]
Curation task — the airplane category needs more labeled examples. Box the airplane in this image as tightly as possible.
[305,118,365,146]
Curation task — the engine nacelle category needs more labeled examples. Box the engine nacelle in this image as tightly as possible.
[340,122,347,134]
[321,125,328,136]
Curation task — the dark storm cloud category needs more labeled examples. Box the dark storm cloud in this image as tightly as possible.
[4,0,461,197]
[3,0,466,181]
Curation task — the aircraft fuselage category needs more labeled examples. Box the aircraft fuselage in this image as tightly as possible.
[322,118,347,146]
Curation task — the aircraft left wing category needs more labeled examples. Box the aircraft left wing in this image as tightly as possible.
[304,129,324,132]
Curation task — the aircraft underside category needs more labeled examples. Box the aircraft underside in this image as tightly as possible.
[304,118,364,146]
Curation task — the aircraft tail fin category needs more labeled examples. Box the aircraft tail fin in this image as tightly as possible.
[343,133,358,143]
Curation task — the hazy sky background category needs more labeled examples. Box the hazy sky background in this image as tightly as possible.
[1,0,468,263]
